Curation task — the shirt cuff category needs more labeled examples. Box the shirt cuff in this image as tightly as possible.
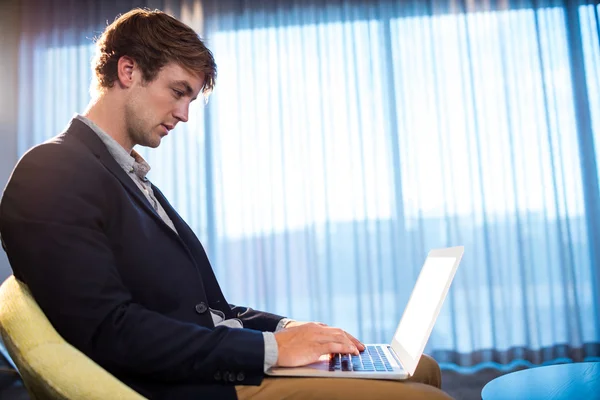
[275,318,294,332]
[262,332,279,372]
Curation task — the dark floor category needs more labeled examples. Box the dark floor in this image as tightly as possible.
[0,355,526,400]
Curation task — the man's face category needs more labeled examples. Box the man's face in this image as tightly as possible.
[124,62,203,148]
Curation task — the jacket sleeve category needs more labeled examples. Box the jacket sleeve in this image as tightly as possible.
[0,144,265,384]
[229,305,286,332]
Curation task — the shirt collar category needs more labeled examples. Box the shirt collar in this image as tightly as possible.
[75,114,151,180]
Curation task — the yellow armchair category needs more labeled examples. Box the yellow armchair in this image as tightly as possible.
[0,275,146,400]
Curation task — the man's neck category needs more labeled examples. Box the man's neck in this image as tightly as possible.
[83,95,134,153]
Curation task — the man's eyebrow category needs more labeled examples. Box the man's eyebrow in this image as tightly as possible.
[172,80,197,101]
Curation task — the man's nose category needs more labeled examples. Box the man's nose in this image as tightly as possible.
[174,104,189,123]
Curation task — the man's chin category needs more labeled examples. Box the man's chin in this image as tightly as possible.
[141,136,162,148]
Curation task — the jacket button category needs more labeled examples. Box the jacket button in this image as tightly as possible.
[228,372,236,382]
[213,371,221,381]
[236,372,245,381]
[195,302,208,314]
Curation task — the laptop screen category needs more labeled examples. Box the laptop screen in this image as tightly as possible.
[390,247,463,375]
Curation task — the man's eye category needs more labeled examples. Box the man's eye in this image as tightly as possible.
[173,89,184,98]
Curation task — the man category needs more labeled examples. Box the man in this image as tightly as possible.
[0,8,450,400]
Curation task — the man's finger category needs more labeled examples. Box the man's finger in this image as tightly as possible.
[316,331,355,349]
[321,342,359,355]
[345,332,365,351]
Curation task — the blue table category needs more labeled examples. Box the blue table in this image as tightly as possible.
[481,362,600,400]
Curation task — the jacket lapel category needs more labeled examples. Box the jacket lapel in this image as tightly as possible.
[152,186,229,309]
[151,186,203,258]
[67,118,178,238]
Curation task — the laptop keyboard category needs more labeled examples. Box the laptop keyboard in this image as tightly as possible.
[329,345,394,372]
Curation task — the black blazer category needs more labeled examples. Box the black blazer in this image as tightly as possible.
[0,118,285,399]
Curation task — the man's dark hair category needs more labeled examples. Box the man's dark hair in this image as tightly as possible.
[92,8,216,99]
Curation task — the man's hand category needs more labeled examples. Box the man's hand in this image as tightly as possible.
[284,320,365,353]
[273,322,366,367]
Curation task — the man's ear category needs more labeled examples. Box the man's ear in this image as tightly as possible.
[116,56,137,89]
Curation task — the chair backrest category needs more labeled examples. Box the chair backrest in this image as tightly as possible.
[0,275,146,400]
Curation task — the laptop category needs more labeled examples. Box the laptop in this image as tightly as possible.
[266,246,464,380]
